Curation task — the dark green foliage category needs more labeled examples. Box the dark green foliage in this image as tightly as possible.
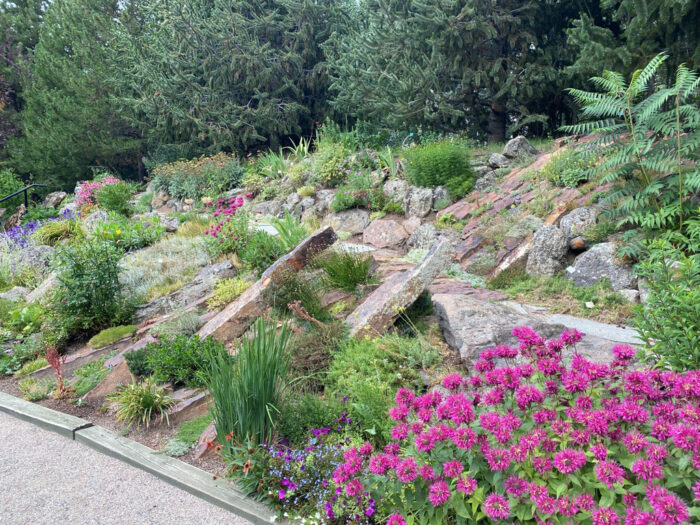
[204,318,291,447]
[146,335,223,388]
[315,250,373,292]
[124,347,153,378]
[406,141,475,199]
[277,394,345,447]
[52,239,132,335]
[9,0,141,189]
[240,231,287,277]
[633,237,700,370]
[0,169,26,209]
[20,206,59,224]
[95,181,133,216]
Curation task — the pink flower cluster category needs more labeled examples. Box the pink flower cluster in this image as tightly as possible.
[204,196,245,240]
[330,326,700,523]
[75,177,121,209]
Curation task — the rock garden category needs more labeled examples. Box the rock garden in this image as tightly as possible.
[2,56,700,524]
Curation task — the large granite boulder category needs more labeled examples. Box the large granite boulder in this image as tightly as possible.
[345,239,453,336]
[566,242,637,291]
[43,191,68,209]
[323,209,370,235]
[383,180,410,203]
[313,190,336,216]
[503,136,539,159]
[363,219,409,249]
[134,261,236,323]
[408,224,438,250]
[0,286,30,302]
[10,245,54,279]
[559,207,597,242]
[526,225,568,277]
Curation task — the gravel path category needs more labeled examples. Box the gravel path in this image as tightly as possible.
[0,411,251,525]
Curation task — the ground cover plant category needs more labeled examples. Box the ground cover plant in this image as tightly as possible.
[88,325,136,349]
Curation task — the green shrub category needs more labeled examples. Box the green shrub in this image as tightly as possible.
[330,172,391,213]
[92,214,165,253]
[125,347,154,377]
[262,268,326,320]
[288,319,347,392]
[88,325,137,349]
[297,185,315,198]
[325,334,439,444]
[20,206,59,225]
[19,377,55,401]
[208,278,252,310]
[14,357,49,377]
[270,212,308,251]
[150,310,202,340]
[204,318,291,447]
[96,181,133,216]
[72,359,110,396]
[406,141,475,199]
[240,230,287,276]
[633,238,700,369]
[315,250,373,292]
[146,335,222,388]
[6,304,45,335]
[0,169,26,210]
[110,379,175,429]
[310,139,347,187]
[541,149,595,187]
[277,394,345,446]
[151,152,244,201]
[52,239,132,336]
[31,219,84,246]
[135,192,153,214]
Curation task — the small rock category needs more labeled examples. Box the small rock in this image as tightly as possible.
[363,219,409,249]
[59,202,77,216]
[566,242,637,291]
[404,186,434,217]
[284,193,301,210]
[323,209,370,235]
[474,171,499,192]
[151,191,170,209]
[432,186,451,207]
[383,179,410,203]
[638,278,651,304]
[473,166,492,178]
[313,190,336,215]
[0,286,30,302]
[251,199,283,218]
[503,136,539,159]
[408,223,438,250]
[135,212,178,233]
[618,289,640,303]
[464,251,499,276]
[26,272,57,304]
[488,153,511,169]
[526,225,568,277]
[83,210,109,232]
[585,301,595,309]
[505,215,543,238]
[184,198,195,205]
[299,197,315,212]
[402,216,421,235]
[5,204,26,229]
[43,191,68,209]
[559,207,597,241]
[569,236,587,251]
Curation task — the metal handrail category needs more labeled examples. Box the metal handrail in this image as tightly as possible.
[0,184,47,208]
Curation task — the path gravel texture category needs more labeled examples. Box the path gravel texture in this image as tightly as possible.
[0,411,251,525]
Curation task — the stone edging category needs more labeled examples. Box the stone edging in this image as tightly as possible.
[0,391,278,524]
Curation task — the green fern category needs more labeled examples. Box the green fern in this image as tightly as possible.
[563,53,700,238]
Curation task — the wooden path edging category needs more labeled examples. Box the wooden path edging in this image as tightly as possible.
[0,391,279,524]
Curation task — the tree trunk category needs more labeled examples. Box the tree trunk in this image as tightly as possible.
[487,100,506,143]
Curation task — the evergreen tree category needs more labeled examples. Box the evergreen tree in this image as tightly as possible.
[8,0,141,189]
[327,0,580,142]
[0,0,45,160]
[114,0,347,161]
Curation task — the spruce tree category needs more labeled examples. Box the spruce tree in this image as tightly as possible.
[8,0,141,188]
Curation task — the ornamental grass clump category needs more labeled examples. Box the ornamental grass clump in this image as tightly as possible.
[204,317,291,448]
[328,327,700,524]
